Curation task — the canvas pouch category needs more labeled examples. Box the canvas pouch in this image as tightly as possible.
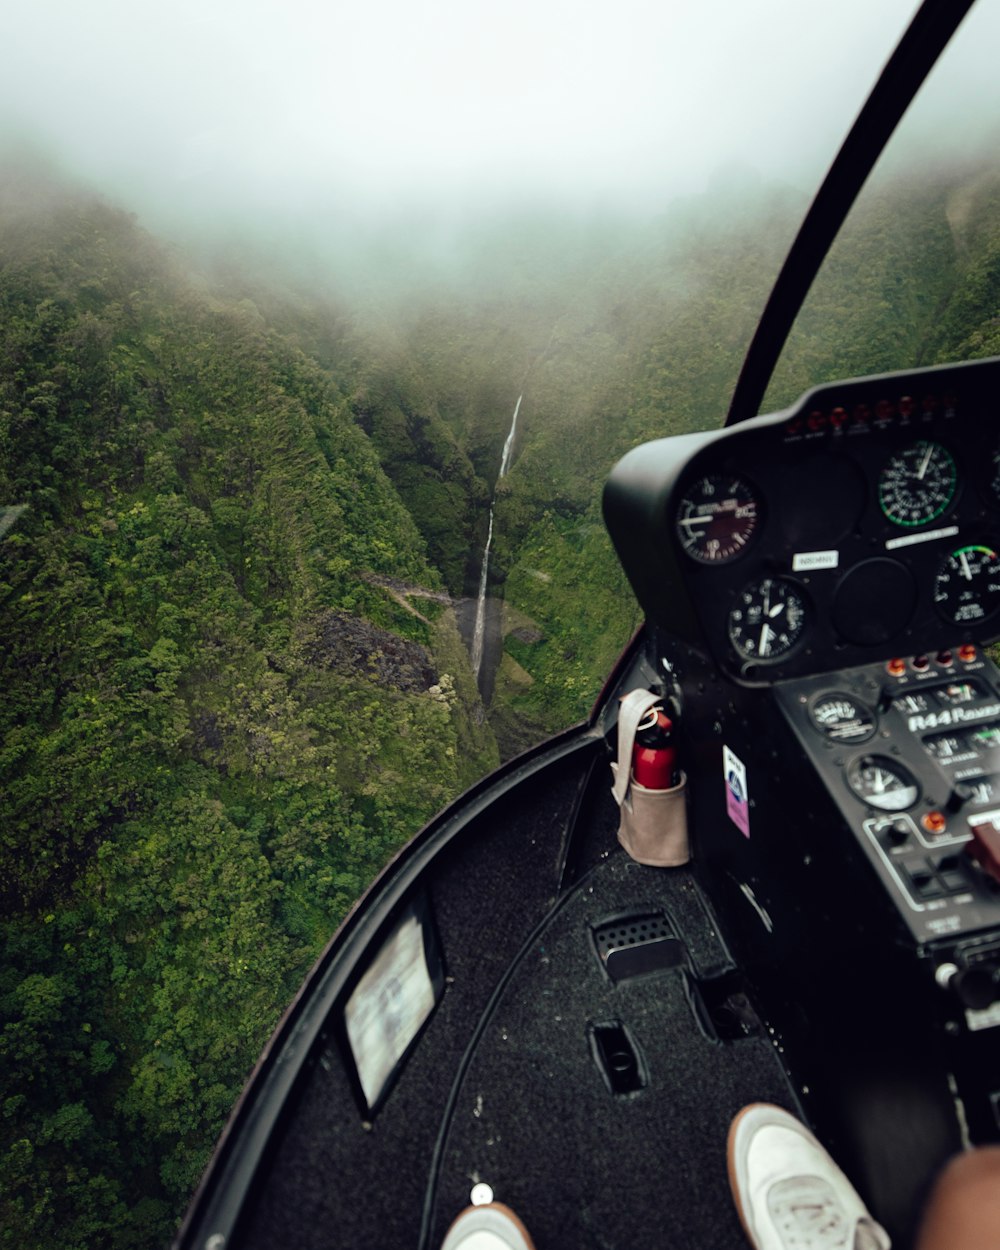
[610,688,689,867]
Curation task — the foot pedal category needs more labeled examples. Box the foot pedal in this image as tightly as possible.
[592,911,687,983]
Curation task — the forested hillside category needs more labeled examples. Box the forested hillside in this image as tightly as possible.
[3,149,1000,1249]
[0,170,497,1248]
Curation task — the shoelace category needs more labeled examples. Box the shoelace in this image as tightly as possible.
[766,1177,857,1249]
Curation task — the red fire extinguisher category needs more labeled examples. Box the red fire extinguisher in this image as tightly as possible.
[633,704,678,789]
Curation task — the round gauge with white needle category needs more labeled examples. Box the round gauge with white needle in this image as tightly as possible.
[846,755,920,812]
[727,576,807,662]
[675,473,760,564]
[878,439,957,527]
[933,544,1000,624]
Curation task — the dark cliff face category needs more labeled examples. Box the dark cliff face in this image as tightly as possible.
[305,608,439,693]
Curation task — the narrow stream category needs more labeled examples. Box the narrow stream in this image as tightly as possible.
[471,393,522,682]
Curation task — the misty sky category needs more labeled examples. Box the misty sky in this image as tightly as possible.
[1,0,998,238]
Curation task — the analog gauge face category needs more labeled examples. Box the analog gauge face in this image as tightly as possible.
[675,474,760,564]
[728,576,807,662]
[878,440,957,527]
[847,755,920,812]
[934,545,1000,624]
[809,693,876,744]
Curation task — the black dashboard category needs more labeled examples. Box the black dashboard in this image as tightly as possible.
[604,357,1000,685]
[606,356,1000,1154]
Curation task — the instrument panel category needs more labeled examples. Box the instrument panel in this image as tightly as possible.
[604,358,1000,684]
[775,649,1000,946]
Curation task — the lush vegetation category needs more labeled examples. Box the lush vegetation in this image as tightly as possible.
[3,151,1000,1248]
[0,170,496,1248]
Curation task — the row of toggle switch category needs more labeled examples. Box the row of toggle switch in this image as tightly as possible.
[886,645,979,677]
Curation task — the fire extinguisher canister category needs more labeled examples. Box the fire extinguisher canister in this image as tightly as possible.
[632,705,678,790]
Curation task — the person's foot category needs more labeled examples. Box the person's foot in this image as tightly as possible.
[441,1202,537,1250]
[728,1103,891,1249]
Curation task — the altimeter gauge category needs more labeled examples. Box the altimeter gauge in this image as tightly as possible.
[878,439,957,527]
[675,474,760,564]
[847,755,920,812]
[728,576,807,661]
[933,544,1000,624]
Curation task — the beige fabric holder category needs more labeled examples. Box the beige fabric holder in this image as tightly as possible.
[610,688,690,868]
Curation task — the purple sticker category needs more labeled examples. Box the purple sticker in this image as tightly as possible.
[724,745,750,838]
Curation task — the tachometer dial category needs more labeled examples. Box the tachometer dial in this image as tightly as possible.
[878,440,957,527]
[847,755,920,812]
[675,474,760,564]
[809,693,876,743]
[728,576,807,662]
[933,544,1000,625]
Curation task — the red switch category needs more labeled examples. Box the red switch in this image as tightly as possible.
[967,820,1000,884]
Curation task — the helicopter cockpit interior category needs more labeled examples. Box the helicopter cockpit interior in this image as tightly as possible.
[603,353,1000,1191]
[608,354,1000,928]
[175,4,1000,1249]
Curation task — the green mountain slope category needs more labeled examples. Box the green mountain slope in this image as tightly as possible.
[0,171,496,1248]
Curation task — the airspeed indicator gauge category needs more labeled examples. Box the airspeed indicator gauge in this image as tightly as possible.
[878,440,957,527]
[728,576,807,662]
[934,545,1000,625]
[675,474,760,564]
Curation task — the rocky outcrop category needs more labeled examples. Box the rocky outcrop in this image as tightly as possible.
[306,609,438,694]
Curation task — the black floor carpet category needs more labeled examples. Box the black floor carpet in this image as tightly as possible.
[235,751,800,1250]
[428,855,799,1250]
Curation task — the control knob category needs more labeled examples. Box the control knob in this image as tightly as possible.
[936,961,998,1011]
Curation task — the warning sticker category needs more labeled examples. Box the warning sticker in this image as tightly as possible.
[724,745,750,838]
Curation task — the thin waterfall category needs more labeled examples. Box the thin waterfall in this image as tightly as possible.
[471,393,522,679]
[498,393,521,477]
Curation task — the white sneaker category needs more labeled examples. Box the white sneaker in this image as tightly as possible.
[728,1103,891,1250]
[440,1203,537,1250]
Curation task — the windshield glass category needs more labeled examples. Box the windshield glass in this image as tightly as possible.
[5,5,999,1246]
[764,0,1000,415]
